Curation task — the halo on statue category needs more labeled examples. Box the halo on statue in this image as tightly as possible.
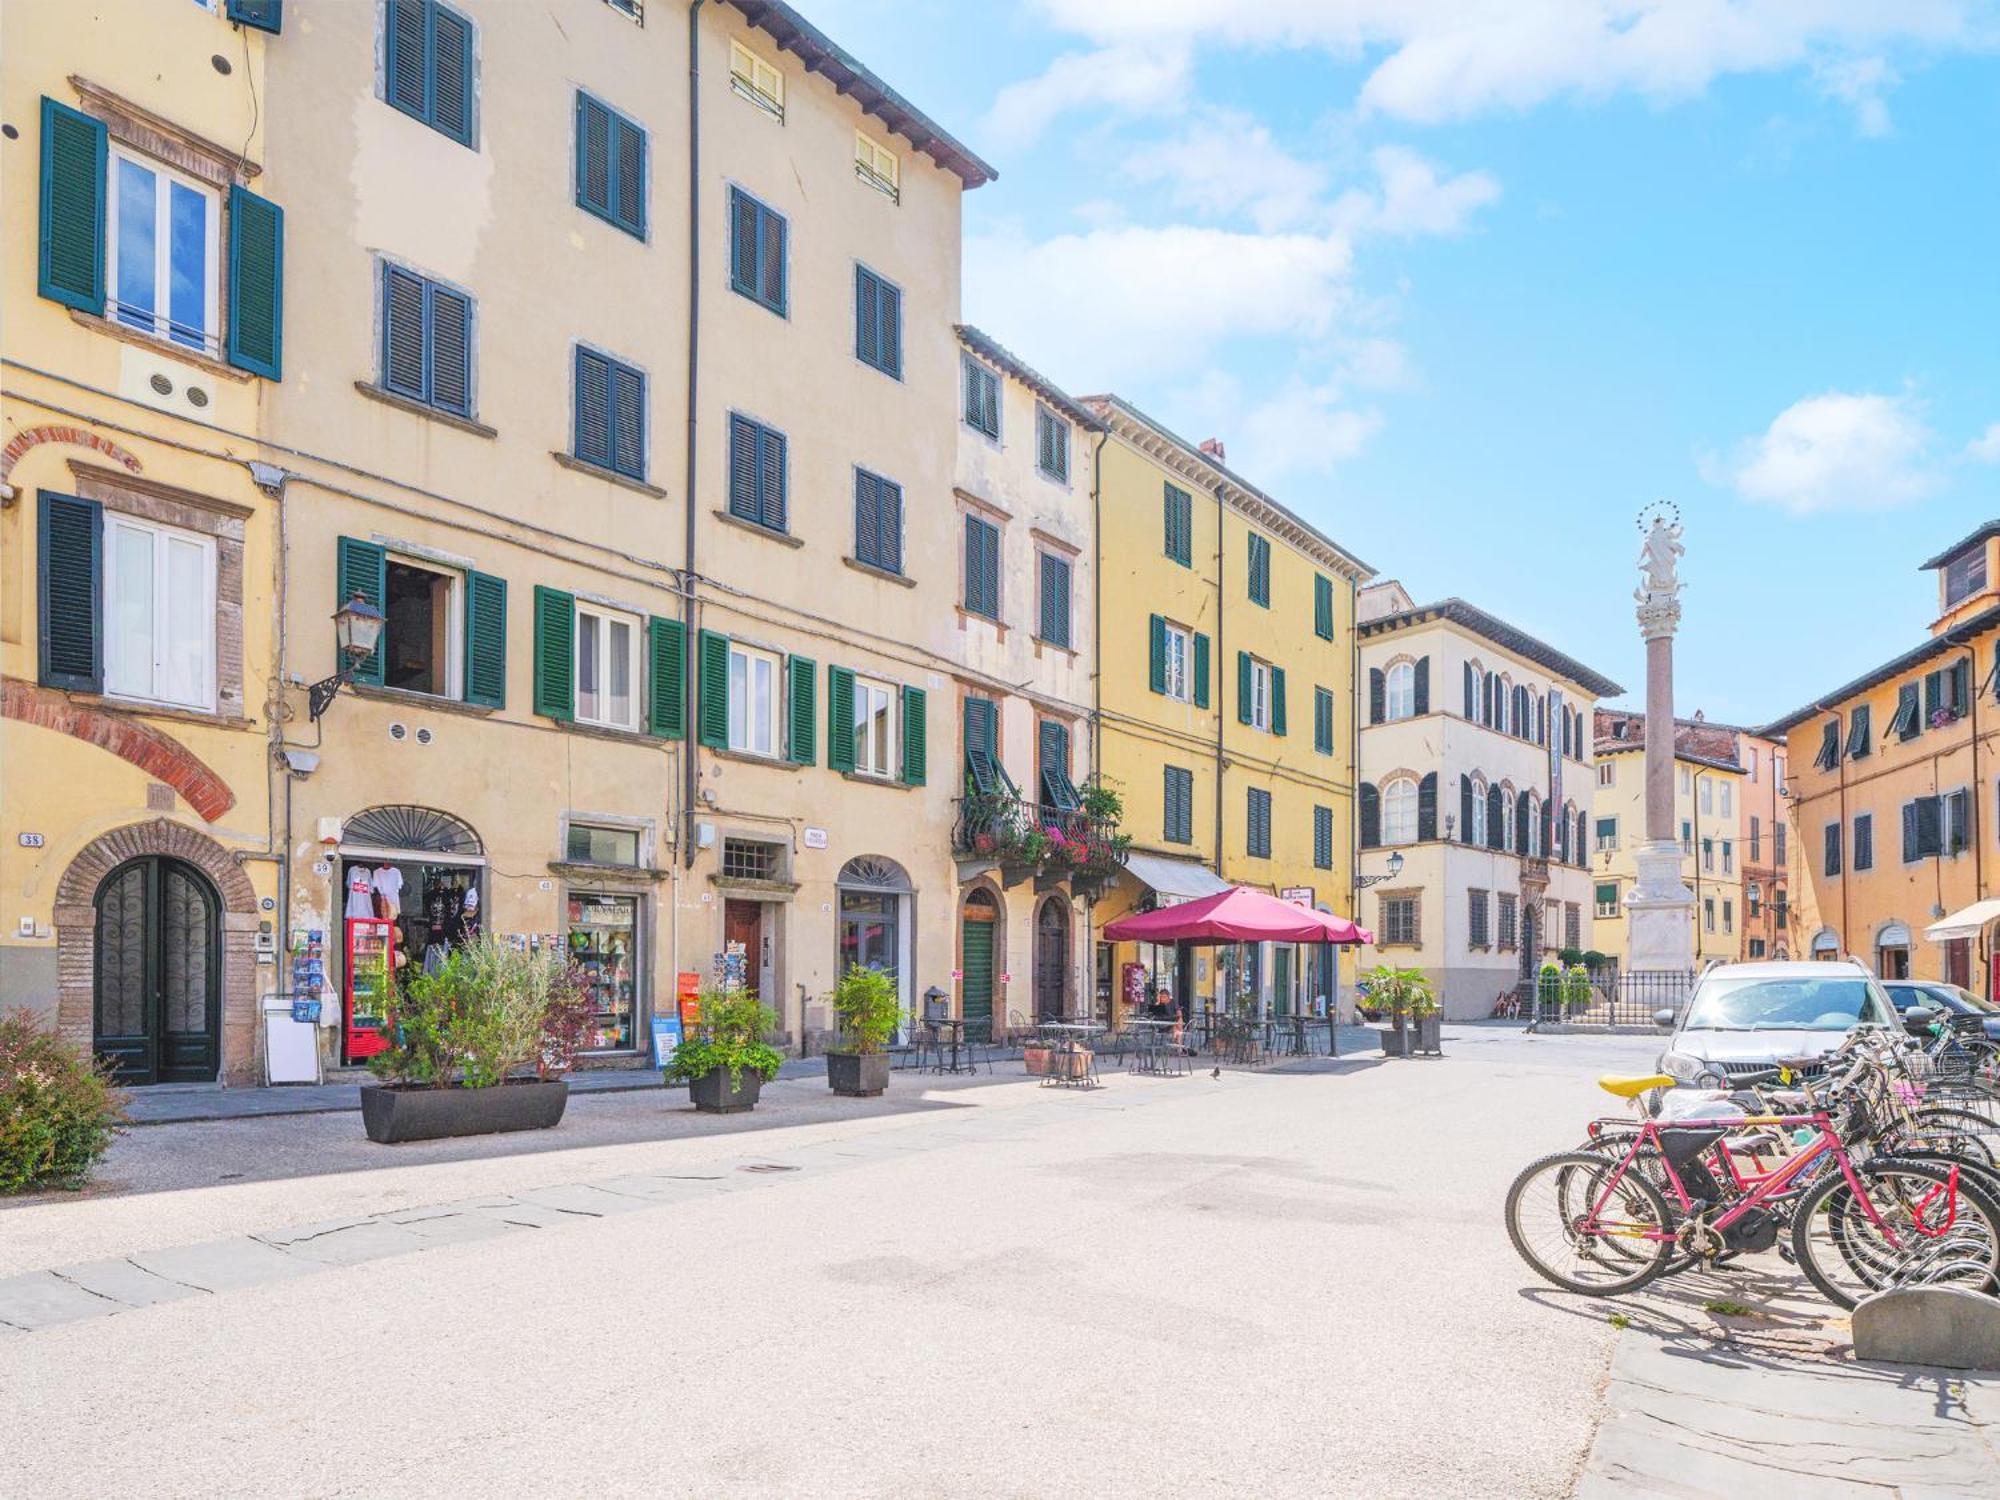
[1634,499,1681,534]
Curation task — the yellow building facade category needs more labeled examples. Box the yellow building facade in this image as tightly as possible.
[1087,397,1371,1019]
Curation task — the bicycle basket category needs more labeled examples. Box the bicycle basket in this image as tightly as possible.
[1839,1092,1874,1145]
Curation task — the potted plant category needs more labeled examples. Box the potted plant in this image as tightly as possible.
[826,964,899,1097]
[1363,964,1427,1056]
[1023,1036,1055,1075]
[1535,961,1565,1022]
[361,938,592,1144]
[1562,963,1594,1014]
[1407,974,1443,1055]
[664,986,784,1113]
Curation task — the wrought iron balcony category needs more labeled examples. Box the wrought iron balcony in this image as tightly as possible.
[953,792,1128,891]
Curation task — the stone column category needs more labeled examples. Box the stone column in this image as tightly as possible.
[1627,587,1695,974]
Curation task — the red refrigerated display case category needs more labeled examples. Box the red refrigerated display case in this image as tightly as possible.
[344,917,396,1062]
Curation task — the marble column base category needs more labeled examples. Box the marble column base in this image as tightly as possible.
[1625,840,1695,973]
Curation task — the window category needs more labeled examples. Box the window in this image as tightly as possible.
[1595,883,1620,919]
[1845,704,1872,760]
[1313,687,1335,755]
[573,347,646,480]
[1890,682,1921,741]
[1164,483,1193,566]
[1824,822,1842,877]
[1502,796,1517,853]
[379,262,473,417]
[1526,796,1543,856]
[850,676,897,779]
[726,641,780,756]
[604,0,644,23]
[575,603,638,731]
[721,837,781,881]
[1947,787,1972,854]
[384,0,476,147]
[1470,783,1488,846]
[1813,717,1840,771]
[1565,904,1581,950]
[1750,815,1761,862]
[1598,760,1614,787]
[103,515,216,710]
[1385,662,1415,721]
[1678,766,1691,795]
[1248,657,1273,732]
[1776,823,1787,867]
[1036,404,1070,482]
[1037,552,1073,648]
[1314,805,1334,870]
[1164,765,1194,844]
[855,130,899,200]
[1382,778,1418,845]
[1748,747,1759,780]
[1722,900,1733,934]
[1854,813,1874,872]
[1704,897,1715,932]
[1314,575,1335,641]
[1246,532,1271,607]
[1162,623,1190,702]
[963,357,999,438]
[1749,938,1767,958]
[1702,837,1714,872]
[1468,889,1490,947]
[853,469,903,574]
[1719,782,1732,818]
[1498,893,1518,948]
[1699,777,1713,815]
[107,148,219,354]
[726,413,787,532]
[1722,840,1733,874]
[855,265,902,378]
[378,555,461,697]
[963,515,1001,619]
[728,39,784,118]
[1038,720,1080,811]
[574,92,646,238]
[1945,547,1988,607]
[1381,895,1419,946]
[1747,883,1762,917]
[1595,816,1617,852]
[728,187,786,315]
[1681,819,1693,855]
[1246,787,1272,859]
[567,823,641,866]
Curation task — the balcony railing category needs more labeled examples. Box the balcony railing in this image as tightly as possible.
[953,793,1128,890]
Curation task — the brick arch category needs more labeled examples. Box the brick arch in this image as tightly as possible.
[0,423,143,485]
[53,818,260,1084]
[4,678,235,820]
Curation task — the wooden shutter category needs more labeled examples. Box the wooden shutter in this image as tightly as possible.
[1901,801,1919,863]
[1846,704,1871,759]
[1917,795,1942,856]
[647,616,684,737]
[1193,632,1210,708]
[577,93,610,219]
[226,186,284,378]
[1417,773,1437,842]
[430,3,476,146]
[1237,651,1253,725]
[855,267,879,368]
[1825,822,1842,876]
[880,280,901,378]
[1270,666,1287,737]
[1460,775,1474,842]
[574,348,611,467]
[1413,657,1429,716]
[225,0,285,33]
[38,97,107,314]
[37,492,102,692]
[531,585,574,721]
[1039,554,1071,647]
[729,188,757,297]
[386,0,428,117]
[962,696,998,793]
[696,629,729,748]
[727,414,757,521]
[759,204,785,311]
[428,284,471,415]
[960,917,995,1039]
[785,654,816,765]
[1517,791,1531,849]
[1315,575,1334,640]
[756,423,786,530]
[609,361,644,479]
[1486,787,1503,850]
[1147,614,1166,693]
[1815,719,1839,771]
[1358,783,1380,849]
[1315,687,1333,753]
[1040,720,1079,810]
[463,570,506,707]
[612,111,645,235]
[826,665,856,772]
[1314,805,1333,869]
[1463,662,1475,719]
[382,265,427,398]
[334,536,386,685]
[901,686,927,785]
[1368,667,1385,724]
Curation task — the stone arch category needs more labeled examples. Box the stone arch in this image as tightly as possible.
[53,818,260,1083]
[5,679,235,820]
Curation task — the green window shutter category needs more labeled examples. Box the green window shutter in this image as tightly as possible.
[1270,666,1287,737]
[38,97,106,314]
[696,629,729,748]
[785,654,817,765]
[462,570,506,707]
[225,0,285,34]
[901,685,928,785]
[1148,614,1166,694]
[647,616,685,737]
[826,665,856,772]
[532,585,575,720]
[1314,575,1333,640]
[962,695,999,793]
[37,491,102,692]
[226,185,284,378]
[1193,632,1210,709]
[335,536,386,685]
[1237,651,1253,725]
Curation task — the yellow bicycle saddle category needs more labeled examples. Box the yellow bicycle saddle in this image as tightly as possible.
[1597,1073,1677,1098]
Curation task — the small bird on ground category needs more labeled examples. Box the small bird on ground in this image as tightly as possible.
[1210,1066,1221,1080]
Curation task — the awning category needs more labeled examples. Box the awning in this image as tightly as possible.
[1925,899,2000,942]
[1121,851,1233,904]
[1102,886,1374,946]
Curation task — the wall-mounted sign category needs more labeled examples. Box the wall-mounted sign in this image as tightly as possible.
[260,897,276,911]
[803,826,828,849]
[1280,887,1314,908]
[17,833,44,848]
[311,860,331,878]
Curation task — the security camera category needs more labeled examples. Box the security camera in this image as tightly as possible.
[280,748,320,777]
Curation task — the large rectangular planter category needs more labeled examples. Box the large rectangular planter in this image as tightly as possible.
[1377,1027,1413,1058]
[1023,1043,1054,1076]
[827,1051,889,1097]
[688,1066,764,1114]
[360,1079,569,1144]
[1412,1014,1443,1056]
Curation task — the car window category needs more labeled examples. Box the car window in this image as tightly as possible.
[1934,984,1999,1015]
[1683,975,1891,1031]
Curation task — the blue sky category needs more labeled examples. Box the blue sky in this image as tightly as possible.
[811,1,2000,725]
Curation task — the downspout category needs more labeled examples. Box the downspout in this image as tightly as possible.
[681,0,705,874]
[1212,476,1226,876]
[1088,427,1108,1023]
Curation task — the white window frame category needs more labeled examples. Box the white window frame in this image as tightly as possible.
[106,144,221,356]
[1595,816,1618,853]
[1470,781,1487,846]
[727,640,781,758]
[1381,777,1418,845]
[1679,765,1692,795]
[1720,782,1733,818]
[855,130,899,201]
[1250,657,1273,731]
[1163,622,1191,703]
[380,552,464,700]
[1595,884,1620,919]
[729,39,784,118]
[102,513,217,712]
[1699,777,1713,815]
[851,674,898,780]
[1385,662,1415,721]
[574,602,641,732]
[1597,761,1614,787]
[1526,797,1543,856]
[562,816,648,868]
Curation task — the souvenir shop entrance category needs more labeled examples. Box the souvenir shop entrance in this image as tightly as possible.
[336,806,487,1066]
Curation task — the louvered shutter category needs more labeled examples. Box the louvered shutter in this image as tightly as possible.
[1315,575,1334,640]
[855,268,878,369]
[1368,668,1385,724]
[760,205,785,311]
[879,280,901,378]
[1417,773,1437,842]
[574,348,611,468]
[756,424,786,530]
[1460,775,1474,842]
[1039,720,1073,809]
[463,570,506,707]
[1237,651,1253,725]
[37,98,107,315]
[1902,801,1919,863]
[901,686,927,786]
[1413,657,1429,716]
[1918,795,1942,857]
[382,266,427,398]
[1825,822,1842,876]
[1517,791,1532,849]
[610,361,644,479]
[727,415,757,522]
[428,285,471,415]
[1192,632,1210,708]
[577,93,610,219]
[729,188,757,297]
[1039,554,1071,647]
[334,536,386,685]
[1486,787,1503,850]
[1483,674,1496,726]
[1846,704,1871,759]
[226,186,283,378]
[1359,783,1380,849]
[225,0,285,34]
[1463,663,1475,719]
[1314,805,1334,869]
[386,0,428,118]
[532,586,574,720]
[826,665,856,772]
[1146,613,1164,693]
[37,492,102,692]
[1815,720,1839,771]
[963,696,997,793]
[786,654,816,766]
[696,630,729,748]
[613,112,645,234]
[960,916,995,1040]
[1541,799,1553,855]
[430,4,475,146]
[647,616,684,737]
[1270,666,1287,736]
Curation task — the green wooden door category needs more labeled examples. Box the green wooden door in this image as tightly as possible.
[961,911,996,1042]
[1273,945,1293,1018]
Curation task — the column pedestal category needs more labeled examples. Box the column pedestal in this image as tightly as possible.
[1625,839,1694,972]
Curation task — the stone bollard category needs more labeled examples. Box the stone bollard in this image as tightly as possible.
[1851,1286,2000,1371]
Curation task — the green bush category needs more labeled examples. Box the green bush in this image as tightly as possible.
[1536,961,1564,1008]
[1563,964,1594,1009]
[830,965,900,1055]
[1361,964,1438,1019]
[369,937,592,1089]
[0,1011,126,1194]
[664,987,785,1090]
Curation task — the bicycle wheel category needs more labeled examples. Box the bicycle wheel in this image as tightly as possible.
[1888,1108,1999,1168]
[1789,1157,2000,1310]
[1506,1150,1675,1295]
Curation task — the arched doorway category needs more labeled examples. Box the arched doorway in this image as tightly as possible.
[93,856,221,1085]
[960,889,1000,1041]
[838,856,913,1030]
[1875,921,1912,980]
[1034,898,1070,1022]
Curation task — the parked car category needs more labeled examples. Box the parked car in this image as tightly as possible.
[1655,959,1900,1083]
[1881,979,2000,1042]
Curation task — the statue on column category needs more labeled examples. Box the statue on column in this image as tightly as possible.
[1636,516,1683,602]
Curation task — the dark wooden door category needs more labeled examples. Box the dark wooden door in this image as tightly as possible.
[1034,902,1068,1021]
[723,900,762,998]
[94,857,220,1085]
[960,905,996,1041]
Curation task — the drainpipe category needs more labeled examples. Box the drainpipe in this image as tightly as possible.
[1088,427,1108,1022]
[1212,476,1225,876]
[680,0,705,874]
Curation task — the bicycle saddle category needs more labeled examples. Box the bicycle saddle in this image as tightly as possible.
[1597,1073,1676,1098]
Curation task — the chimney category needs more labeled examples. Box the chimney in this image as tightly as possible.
[1199,437,1226,462]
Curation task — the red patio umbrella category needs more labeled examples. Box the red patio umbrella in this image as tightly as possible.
[1101,886,1374,946]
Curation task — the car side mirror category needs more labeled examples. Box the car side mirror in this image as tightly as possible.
[1902,1004,1940,1037]
[1653,1007,1676,1029]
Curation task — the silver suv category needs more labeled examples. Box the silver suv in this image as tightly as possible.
[1656,958,1899,1083]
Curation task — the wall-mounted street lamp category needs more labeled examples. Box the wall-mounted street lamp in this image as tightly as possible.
[308,594,385,721]
[1355,850,1405,890]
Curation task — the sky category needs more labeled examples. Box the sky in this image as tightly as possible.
[807,1,2000,726]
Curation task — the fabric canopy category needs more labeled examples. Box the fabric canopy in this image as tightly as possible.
[1925,899,2000,943]
[1122,850,1235,903]
[1101,885,1374,946]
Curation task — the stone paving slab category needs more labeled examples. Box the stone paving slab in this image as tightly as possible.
[54,1258,203,1311]
[253,1220,431,1267]
[393,1211,523,1247]
[0,1272,124,1331]
[510,1182,659,1216]
[129,1237,322,1294]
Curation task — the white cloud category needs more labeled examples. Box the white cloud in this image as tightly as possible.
[1708,391,1937,513]
[1813,55,1899,135]
[1160,370,1386,484]
[981,43,1188,148]
[1331,146,1501,237]
[1124,109,1329,232]
[1967,423,2000,462]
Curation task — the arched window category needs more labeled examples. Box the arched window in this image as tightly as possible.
[1513,685,1531,740]
[1385,663,1415,721]
[1526,794,1543,856]
[1494,676,1511,734]
[1470,778,1488,846]
[1499,787,1516,851]
[1382,777,1419,844]
[1465,663,1483,720]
